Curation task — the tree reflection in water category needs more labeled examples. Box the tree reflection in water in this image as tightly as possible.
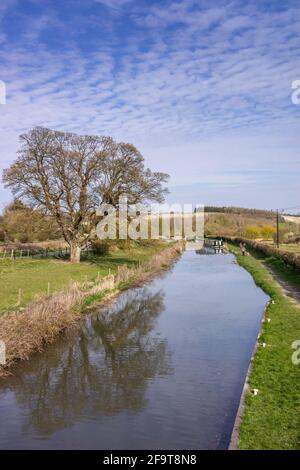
[1,288,173,435]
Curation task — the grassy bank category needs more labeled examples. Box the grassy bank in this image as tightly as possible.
[272,243,300,254]
[226,236,300,271]
[228,243,300,450]
[0,242,183,378]
[0,241,165,313]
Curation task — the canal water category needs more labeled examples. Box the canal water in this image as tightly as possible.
[0,251,268,449]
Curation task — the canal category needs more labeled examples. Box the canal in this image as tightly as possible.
[0,251,268,449]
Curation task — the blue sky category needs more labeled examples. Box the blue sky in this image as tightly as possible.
[0,0,299,210]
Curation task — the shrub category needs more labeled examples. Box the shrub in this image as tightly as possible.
[244,225,260,239]
[261,224,276,240]
[91,241,110,255]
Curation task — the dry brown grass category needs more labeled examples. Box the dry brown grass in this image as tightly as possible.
[0,284,83,376]
[115,243,183,286]
[0,242,182,378]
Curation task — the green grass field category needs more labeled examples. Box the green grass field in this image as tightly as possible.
[259,241,300,253]
[278,244,300,253]
[229,243,300,449]
[0,242,164,313]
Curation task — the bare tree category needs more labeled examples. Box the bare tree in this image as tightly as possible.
[98,142,169,207]
[3,127,169,262]
[3,127,111,262]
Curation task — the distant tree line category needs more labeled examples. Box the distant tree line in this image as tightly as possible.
[0,199,61,244]
[202,206,284,221]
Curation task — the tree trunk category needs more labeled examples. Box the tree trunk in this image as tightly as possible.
[70,243,81,263]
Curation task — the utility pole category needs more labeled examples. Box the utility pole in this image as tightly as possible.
[276,209,279,248]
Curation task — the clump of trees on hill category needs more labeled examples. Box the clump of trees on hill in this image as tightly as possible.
[204,211,298,241]
[203,206,284,221]
[0,199,60,243]
[2,127,169,262]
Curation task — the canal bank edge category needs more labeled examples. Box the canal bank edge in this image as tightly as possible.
[228,243,271,450]
[228,301,269,450]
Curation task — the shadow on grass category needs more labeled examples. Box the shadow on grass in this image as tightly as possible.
[81,254,140,269]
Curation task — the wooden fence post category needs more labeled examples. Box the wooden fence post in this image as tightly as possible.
[17,288,22,306]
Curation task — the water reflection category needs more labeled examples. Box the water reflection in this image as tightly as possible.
[2,288,172,436]
[196,247,224,255]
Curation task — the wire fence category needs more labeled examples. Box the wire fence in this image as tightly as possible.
[0,245,93,260]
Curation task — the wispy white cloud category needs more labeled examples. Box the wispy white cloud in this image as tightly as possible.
[94,0,133,10]
[0,0,299,207]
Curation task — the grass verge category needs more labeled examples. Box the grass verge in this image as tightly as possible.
[228,243,300,450]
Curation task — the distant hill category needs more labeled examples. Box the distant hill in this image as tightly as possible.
[202,206,279,220]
